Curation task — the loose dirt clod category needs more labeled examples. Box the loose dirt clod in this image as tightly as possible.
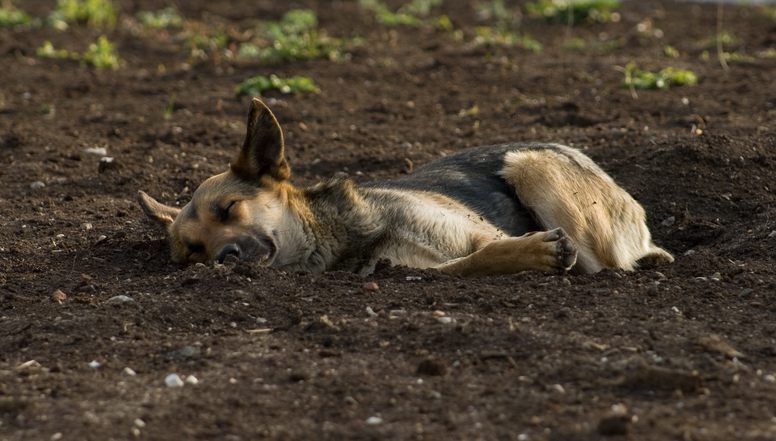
[698,334,745,359]
[51,289,67,303]
[598,412,631,436]
[362,281,380,292]
[620,364,702,392]
[416,358,447,376]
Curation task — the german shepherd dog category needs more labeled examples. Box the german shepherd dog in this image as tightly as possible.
[138,98,673,276]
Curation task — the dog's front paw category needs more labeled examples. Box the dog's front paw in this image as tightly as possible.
[538,228,578,271]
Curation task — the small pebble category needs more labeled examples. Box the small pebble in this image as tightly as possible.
[365,416,383,425]
[51,289,67,303]
[30,181,45,190]
[51,433,63,441]
[107,295,134,304]
[405,276,422,281]
[165,373,184,388]
[365,306,378,317]
[95,235,108,244]
[436,316,453,324]
[661,216,676,227]
[185,375,199,385]
[768,230,776,239]
[362,282,379,292]
[88,360,101,369]
[134,418,146,428]
[82,223,93,230]
[84,147,107,156]
[123,367,136,376]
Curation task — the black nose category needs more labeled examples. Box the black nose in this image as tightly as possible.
[215,244,241,263]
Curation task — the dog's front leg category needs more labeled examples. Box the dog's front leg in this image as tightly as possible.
[435,228,578,277]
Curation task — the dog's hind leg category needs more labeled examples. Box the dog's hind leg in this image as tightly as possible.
[499,145,673,274]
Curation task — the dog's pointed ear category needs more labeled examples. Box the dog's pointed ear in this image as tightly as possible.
[137,190,180,227]
[230,98,290,182]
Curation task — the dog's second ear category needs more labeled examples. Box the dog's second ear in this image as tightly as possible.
[231,98,290,182]
[137,190,180,227]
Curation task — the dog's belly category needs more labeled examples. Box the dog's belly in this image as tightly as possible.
[364,189,506,269]
[365,143,545,236]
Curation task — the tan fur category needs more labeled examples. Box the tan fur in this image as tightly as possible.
[499,145,673,272]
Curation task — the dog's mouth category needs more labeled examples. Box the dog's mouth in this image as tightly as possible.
[215,235,277,265]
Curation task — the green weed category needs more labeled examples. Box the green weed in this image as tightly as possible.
[36,41,76,59]
[82,35,120,69]
[700,50,754,63]
[49,0,117,29]
[0,4,31,27]
[476,0,514,24]
[526,0,621,24]
[359,0,443,27]
[237,9,358,64]
[663,45,679,58]
[235,74,319,97]
[37,36,120,69]
[623,64,697,90]
[473,27,542,53]
[703,31,740,49]
[137,7,182,29]
[562,36,620,52]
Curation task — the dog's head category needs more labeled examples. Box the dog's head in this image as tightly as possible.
[138,98,294,265]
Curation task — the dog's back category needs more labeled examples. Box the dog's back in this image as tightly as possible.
[365,144,546,236]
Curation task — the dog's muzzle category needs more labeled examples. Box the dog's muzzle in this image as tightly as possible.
[215,236,276,265]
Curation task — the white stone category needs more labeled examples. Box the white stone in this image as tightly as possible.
[88,360,101,369]
[165,373,184,388]
[185,375,199,385]
[366,416,383,425]
[84,147,108,156]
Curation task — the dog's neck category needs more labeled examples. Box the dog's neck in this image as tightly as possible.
[271,178,385,273]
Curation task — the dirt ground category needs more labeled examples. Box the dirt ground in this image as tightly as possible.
[1,0,775,440]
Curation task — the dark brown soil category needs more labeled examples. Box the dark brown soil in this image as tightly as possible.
[2,1,776,440]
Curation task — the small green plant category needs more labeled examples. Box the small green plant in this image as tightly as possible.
[82,35,120,69]
[663,45,679,58]
[359,0,443,27]
[183,24,227,61]
[235,74,319,97]
[50,0,117,28]
[237,9,358,64]
[562,36,620,52]
[623,64,697,90]
[36,41,76,59]
[37,36,120,69]
[526,0,621,24]
[476,0,513,24]
[473,27,542,53]
[700,50,754,63]
[703,31,740,49]
[137,7,182,29]
[0,4,31,27]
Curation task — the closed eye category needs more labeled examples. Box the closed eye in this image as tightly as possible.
[217,200,237,222]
